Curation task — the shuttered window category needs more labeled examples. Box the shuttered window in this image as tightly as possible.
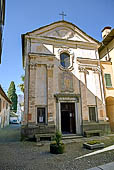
[89,107,96,122]
[105,74,112,87]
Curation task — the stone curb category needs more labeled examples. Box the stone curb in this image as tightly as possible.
[87,161,114,170]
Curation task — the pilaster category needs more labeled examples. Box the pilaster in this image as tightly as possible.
[47,64,55,124]
[28,63,37,124]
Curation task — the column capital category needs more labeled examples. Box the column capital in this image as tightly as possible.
[78,66,89,74]
[47,64,54,70]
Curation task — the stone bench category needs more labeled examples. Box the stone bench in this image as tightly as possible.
[35,134,55,142]
[84,130,102,137]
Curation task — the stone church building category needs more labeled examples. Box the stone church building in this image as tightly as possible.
[21,21,110,140]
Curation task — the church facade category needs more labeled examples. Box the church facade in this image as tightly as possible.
[21,21,110,140]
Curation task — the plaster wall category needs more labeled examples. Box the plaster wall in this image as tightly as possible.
[0,94,10,128]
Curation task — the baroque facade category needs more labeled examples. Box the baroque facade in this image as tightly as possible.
[21,21,110,140]
[99,27,114,131]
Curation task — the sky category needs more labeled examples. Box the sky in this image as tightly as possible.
[0,0,114,95]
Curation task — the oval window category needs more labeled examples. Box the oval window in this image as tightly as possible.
[60,53,70,68]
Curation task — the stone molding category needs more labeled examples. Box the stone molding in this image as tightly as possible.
[58,47,74,71]
[54,93,80,103]
[78,65,101,74]
[78,65,89,74]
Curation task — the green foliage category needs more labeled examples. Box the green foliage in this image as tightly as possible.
[50,131,64,154]
[54,131,62,145]
[87,140,101,145]
[50,143,64,154]
[18,75,25,93]
[8,81,17,113]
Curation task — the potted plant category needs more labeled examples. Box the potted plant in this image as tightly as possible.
[83,140,104,150]
[50,131,65,154]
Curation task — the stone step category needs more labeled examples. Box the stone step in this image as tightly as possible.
[62,134,82,140]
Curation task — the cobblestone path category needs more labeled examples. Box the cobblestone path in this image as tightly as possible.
[0,125,114,170]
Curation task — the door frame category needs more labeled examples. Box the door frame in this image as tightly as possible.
[55,93,82,135]
[61,102,76,134]
[58,101,77,134]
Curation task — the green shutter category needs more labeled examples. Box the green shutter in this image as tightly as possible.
[105,74,112,87]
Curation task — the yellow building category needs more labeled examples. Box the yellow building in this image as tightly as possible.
[99,27,114,131]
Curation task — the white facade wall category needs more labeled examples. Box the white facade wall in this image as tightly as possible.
[29,40,102,104]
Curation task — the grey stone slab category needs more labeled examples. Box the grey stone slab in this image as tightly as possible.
[87,162,114,170]
[87,167,100,170]
[99,162,114,170]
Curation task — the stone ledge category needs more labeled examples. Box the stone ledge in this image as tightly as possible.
[83,142,104,150]
[35,134,55,142]
[84,130,102,137]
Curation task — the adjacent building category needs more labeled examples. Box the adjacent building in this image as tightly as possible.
[21,21,110,140]
[0,85,11,128]
[99,27,114,131]
[0,0,5,63]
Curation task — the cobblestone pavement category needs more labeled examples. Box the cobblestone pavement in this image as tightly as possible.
[0,125,114,170]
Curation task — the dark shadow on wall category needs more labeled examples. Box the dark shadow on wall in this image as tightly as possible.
[106,96,114,132]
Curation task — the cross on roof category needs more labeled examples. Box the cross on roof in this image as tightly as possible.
[59,11,66,20]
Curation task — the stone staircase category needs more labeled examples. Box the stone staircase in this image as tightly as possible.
[62,134,83,140]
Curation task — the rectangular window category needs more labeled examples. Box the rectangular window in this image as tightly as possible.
[89,107,96,122]
[37,108,45,124]
[6,103,8,110]
[0,99,1,112]
[105,74,112,87]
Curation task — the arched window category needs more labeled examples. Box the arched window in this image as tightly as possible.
[60,52,70,68]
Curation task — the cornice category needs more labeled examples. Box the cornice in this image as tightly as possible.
[25,35,99,49]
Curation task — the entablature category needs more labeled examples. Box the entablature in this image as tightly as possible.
[25,35,99,50]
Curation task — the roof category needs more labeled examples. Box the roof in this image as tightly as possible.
[99,29,114,52]
[25,20,100,44]
[0,85,12,104]
[22,20,100,68]
[101,26,111,32]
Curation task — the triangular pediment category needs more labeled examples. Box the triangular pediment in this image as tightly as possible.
[27,21,99,44]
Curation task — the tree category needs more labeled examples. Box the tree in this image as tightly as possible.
[8,81,18,113]
[18,75,24,93]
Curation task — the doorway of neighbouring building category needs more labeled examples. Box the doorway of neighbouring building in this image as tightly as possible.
[61,103,76,134]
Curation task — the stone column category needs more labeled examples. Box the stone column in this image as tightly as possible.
[58,101,61,132]
[47,64,55,125]
[23,39,31,126]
